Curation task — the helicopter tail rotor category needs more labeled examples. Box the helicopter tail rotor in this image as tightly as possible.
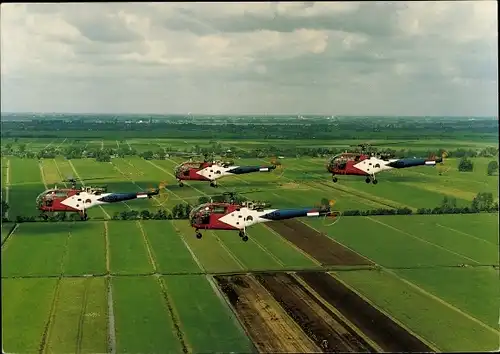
[432,150,449,176]
[270,157,285,179]
[147,181,170,206]
[320,199,342,227]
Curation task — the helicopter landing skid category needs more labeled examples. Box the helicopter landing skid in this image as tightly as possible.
[365,175,378,185]
[238,230,249,242]
[194,229,248,242]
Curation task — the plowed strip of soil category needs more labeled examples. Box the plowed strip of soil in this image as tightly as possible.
[298,272,433,353]
[213,275,320,353]
[267,219,372,266]
[255,273,375,352]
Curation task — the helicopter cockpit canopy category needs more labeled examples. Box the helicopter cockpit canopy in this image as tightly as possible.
[174,162,204,177]
[189,202,229,225]
[36,189,69,208]
[328,153,362,170]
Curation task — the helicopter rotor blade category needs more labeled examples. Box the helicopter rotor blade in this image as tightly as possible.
[164,187,281,204]
[434,150,450,175]
[323,210,342,227]
[149,181,170,206]
[270,156,285,179]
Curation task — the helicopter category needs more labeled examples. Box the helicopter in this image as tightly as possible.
[187,191,340,242]
[326,142,447,184]
[172,152,283,188]
[36,176,166,220]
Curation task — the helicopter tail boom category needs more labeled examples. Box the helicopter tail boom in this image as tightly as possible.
[227,165,277,174]
[260,207,331,221]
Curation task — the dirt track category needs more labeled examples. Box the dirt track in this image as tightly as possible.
[213,274,320,353]
[255,273,374,352]
[267,219,372,266]
[298,271,433,352]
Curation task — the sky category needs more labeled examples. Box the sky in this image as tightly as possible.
[0,1,498,116]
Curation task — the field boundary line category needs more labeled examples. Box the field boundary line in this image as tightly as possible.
[263,224,322,266]
[400,181,478,202]
[6,158,10,185]
[68,160,110,219]
[76,277,90,354]
[39,278,62,354]
[1,223,18,248]
[156,277,189,354]
[436,223,497,246]
[43,139,55,150]
[366,216,481,264]
[209,230,246,270]
[318,180,410,210]
[172,224,205,272]
[59,229,72,274]
[325,272,441,352]
[55,138,67,150]
[136,221,158,273]
[5,159,10,220]
[383,268,500,334]
[205,274,258,353]
[109,162,136,211]
[249,233,285,267]
[403,167,490,187]
[312,181,384,209]
[115,159,178,212]
[104,222,110,274]
[106,277,117,354]
[53,158,66,182]
[38,160,48,189]
[291,273,385,353]
[115,159,172,212]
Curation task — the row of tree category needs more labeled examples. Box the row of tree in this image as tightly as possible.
[2,117,498,140]
[2,140,499,163]
[341,193,498,217]
[3,191,497,224]
[457,157,498,175]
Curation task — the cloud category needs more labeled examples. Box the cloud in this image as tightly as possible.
[1,1,497,115]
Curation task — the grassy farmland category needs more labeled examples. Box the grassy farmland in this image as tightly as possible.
[1,133,499,353]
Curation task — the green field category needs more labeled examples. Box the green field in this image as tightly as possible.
[1,136,499,353]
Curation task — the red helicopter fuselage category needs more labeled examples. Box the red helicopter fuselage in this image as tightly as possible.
[190,202,240,230]
[175,161,213,181]
[36,188,81,213]
[326,153,371,176]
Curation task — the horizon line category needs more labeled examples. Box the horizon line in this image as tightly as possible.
[0,112,497,118]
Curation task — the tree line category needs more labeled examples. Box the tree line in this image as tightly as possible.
[3,144,497,176]
[341,192,497,216]
[2,192,497,224]
[1,116,498,141]
[2,140,498,167]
